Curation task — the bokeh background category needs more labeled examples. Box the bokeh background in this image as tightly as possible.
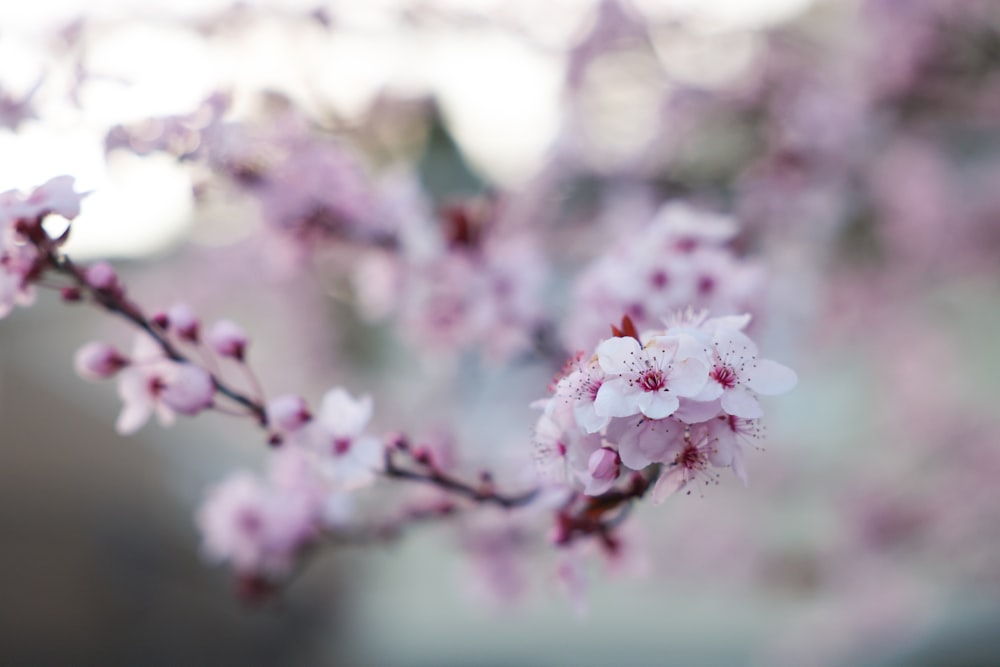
[2,0,1000,665]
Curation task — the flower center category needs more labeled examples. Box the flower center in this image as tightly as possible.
[676,442,707,471]
[640,369,666,392]
[148,375,167,396]
[333,438,352,456]
[711,364,738,389]
[238,508,263,535]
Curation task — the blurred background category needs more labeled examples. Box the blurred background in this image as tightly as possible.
[2,0,1000,665]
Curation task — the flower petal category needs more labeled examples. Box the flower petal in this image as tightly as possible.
[596,336,642,375]
[651,467,687,503]
[721,387,763,419]
[594,380,640,418]
[668,358,709,397]
[637,390,679,420]
[745,358,798,395]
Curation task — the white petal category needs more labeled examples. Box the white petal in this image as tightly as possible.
[116,401,152,435]
[616,424,652,470]
[704,314,751,332]
[745,359,798,395]
[596,336,642,375]
[637,391,679,420]
[712,328,758,363]
[672,332,711,365]
[668,358,709,397]
[721,387,763,419]
[731,447,749,487]
[351,436,386,471]
[672,398,722,423]
[319,387,373,437]
[651,467,687,503]
[594,380,640,418]
[575,402,610,434]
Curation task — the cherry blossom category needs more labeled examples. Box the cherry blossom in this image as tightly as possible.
[196,448,326,577]
[294,387,385,491]
[594,334,708,421]
[266,394,312,435]
[702,327,798,419]
[207,319,249,360]
[74,341,129,380]
[651,424,721,502]
[114,335,215,434]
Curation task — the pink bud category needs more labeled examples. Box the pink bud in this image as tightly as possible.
[588,447,620,482]
[160,364,214,415]
[151,311,169,329]
[74,341,128,380]
[85,262,118,290]
[266,395,311,433]
[167,302,200,342]
[60,286,82,302]
[207,319,248,360]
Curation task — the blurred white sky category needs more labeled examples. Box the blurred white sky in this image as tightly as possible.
[0,0,813,258]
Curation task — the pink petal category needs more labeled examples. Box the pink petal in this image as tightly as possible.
[637,391,679,420]
[651,467,687,503]
[594,380,640,418]
[596,336,642,375]
[116,400,152,435]
[712,328,758,362]
[318,387,373,437]
[574,402,609,434]
[731,447,749,487]
[673,398,722,423]
[721,387,763,419]
[668,358,709,397]
[161,364,214,415]
[745,358,798,395]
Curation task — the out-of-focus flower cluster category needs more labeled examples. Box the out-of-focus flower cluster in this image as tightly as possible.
[5,0,1000,662]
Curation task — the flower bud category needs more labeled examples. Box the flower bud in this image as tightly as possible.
[588,447,620,482]
[266,395,311,433]
[207,319,248,360]
[85,262,119,291]
[74,341,129,380]
[167,302,200,342]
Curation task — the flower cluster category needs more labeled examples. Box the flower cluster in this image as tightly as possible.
[0,176,85,318]
[536,311,796,501]
[563,203,763,352]
[74,302,256,434]
[354,198,548,362]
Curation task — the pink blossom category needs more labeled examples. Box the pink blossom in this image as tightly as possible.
[533,399,605,489]
[22,175,87,221]
[594,334,708,420]
[84,262,119,291]
[549,355,608,434]
[74,341,129,380]
[206,319,248,360]
[266,394,312,434]
[114,335,215,434]
[0,241,37,319]
[196,453,324,577]
[651,425,721,502]
[705,414,763,486]
[702,327,797,419]
[0,175,87,227]
[609,416,685,470]
[583,447,620,495]
[295,387,384,491]
[166,302,200,341]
